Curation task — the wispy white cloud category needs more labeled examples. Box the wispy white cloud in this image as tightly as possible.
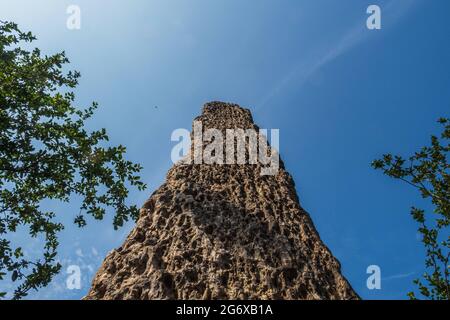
[75,248,83,257]
[256,0,421,111]
[383,271,416,281]
[21,246,104,299]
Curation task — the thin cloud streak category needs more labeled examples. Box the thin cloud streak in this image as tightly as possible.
[383,271,416,281]
[256,0,421,111]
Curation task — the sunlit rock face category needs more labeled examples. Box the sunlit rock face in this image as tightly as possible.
[85,102,358,300]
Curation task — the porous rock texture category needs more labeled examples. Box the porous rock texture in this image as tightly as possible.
[85,102,359,300]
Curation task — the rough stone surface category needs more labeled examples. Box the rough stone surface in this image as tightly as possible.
[85,102,359,300]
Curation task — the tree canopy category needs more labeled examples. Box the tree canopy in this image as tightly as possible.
[372,118,449,300]
[0,21,146,299]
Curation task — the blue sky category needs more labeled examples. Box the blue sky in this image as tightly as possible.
[1,0,449,299]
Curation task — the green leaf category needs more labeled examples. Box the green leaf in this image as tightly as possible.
[0,20,146,299]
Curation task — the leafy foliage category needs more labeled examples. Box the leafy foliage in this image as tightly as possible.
[372,118,450,300]
[0,21,146,299]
